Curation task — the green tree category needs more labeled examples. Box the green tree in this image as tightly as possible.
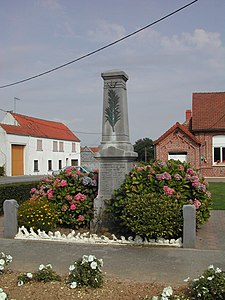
[133,138,154,162]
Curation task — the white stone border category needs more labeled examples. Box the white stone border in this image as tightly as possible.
[15,226,182,247]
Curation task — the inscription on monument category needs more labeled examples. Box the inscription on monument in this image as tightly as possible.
[100,163,127,196]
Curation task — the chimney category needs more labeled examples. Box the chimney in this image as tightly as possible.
[186,109,192,120]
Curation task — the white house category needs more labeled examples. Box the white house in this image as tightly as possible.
[0,112,81,176]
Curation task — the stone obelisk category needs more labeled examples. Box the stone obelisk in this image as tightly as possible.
[93,70,137,230]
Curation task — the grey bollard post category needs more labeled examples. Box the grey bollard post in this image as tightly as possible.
[183,205,196,248]
[3,199,19,238]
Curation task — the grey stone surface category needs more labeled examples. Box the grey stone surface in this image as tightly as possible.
[3,199,19,238]
[94,70,137,228]
[183,204,196,248]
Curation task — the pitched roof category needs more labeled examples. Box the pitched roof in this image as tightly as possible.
[154,122,201,145]
[0,113,80,142]
[81,146,99,153]
[192,92,225,131]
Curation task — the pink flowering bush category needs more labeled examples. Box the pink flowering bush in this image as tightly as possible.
[19,167,98,230]
[107,160,212,239]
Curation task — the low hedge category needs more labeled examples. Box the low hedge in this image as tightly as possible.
[0,182,38,215]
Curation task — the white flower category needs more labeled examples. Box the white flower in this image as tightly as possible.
[215,267,222,273]
[207,276,214,280]
[0,266,4,271]
[193,278,199,282]
[69,265,75,271]
[161,286,173,297]
[152,297,158,300]
[88,255,95,262]
[46,264,52,269]
[0,259,5,266]
[0,253,5,258]
[0,290,7,300]
[183,277,190,282]
[99,259,103,267]
[18,280,24,286]
[208,265,214,270]
[39,264,45,271]
[82,255,89,264]
[26,272,33,279]
[70,281,77,289]
[6,255,12,263]
[90,261,97,270]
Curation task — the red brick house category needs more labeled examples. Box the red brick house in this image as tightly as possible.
[154,92,225,177]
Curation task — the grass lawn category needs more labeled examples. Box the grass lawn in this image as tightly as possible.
[208,182,225,210]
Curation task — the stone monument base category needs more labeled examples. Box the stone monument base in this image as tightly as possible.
[92,151,136,232]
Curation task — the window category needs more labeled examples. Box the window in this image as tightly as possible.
[59,142,64,152]
[213,136,225,164]
[34,160,39,172]
[53,141,58,152]
[48,160,52,171]
[71,159,78,166]
[37,139,43,151]
[72,143,76,153]
[59,160,62,170]
[168,152,187,163]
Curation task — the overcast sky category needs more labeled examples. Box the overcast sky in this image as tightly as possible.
[0,0,224,146]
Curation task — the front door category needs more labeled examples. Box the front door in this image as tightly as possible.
[11,145,24,176]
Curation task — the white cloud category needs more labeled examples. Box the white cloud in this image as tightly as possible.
[88,19,126,43]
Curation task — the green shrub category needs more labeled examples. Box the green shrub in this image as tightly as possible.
[17,264,61,286]
[0,182,38,215]
[120,193,183,240]
[66,255,103,289]
[188,265,225,299]
[18,198,59,232]
[0,166,5,177]
[107,160,212,239]
[0,252,13,274]
[28,167,98,229]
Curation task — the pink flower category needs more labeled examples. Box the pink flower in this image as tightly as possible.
[77,215,85,222]
[186,168,195,175]
[174,174,182,181]
[47,189,53,199]
[53,178,60,188]
[60,179,67,187]
[30,188,37,194]
[74,193,87,202]
[136,167,144,171]
[66,195,73,202]
[194,199,201,209]
[70,204,76,210]
[163,185,175,195]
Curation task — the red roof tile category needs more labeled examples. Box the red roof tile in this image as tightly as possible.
[154,122,201,145]
[0,113,80,142]
[192,92,225,131]
[81,146,99,153]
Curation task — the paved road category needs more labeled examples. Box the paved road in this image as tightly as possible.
[0,238,225,285]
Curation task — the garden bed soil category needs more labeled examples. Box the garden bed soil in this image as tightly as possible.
[0,271,190,300]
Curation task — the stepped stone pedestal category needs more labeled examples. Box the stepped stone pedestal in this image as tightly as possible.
[93,70,137,230]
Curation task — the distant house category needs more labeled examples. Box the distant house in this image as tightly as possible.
[154,92,225,177]
[80,146,99,171]
[0,112,80,176]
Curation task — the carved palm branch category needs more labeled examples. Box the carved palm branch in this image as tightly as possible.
[105,89,121,132]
